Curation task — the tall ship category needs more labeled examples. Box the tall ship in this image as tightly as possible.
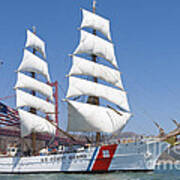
[0,0,179,174]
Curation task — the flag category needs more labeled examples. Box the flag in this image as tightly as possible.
[0,102,20,127]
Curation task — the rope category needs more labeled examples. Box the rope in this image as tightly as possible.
[127,94,156,135]
[0,94,16,101]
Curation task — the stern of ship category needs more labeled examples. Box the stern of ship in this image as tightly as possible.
[143,140,170,170]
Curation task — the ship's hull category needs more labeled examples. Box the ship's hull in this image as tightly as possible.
[0,140,168,174]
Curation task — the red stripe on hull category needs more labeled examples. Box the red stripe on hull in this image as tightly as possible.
[92,144,117,171]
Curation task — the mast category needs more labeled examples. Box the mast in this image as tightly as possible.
[16,27,58,152]
[30,26,37,155]
[86,0,100,144]
[66,2,131,139]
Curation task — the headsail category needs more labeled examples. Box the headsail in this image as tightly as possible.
[15,29,55,137]
[66,6,131,134]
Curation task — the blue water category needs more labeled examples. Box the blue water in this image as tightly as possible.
[0,172,180,180]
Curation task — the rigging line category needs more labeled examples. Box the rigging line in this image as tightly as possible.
[58,84,66,97]
[128,74,180,122]
[0,94,16,101]
[127,77,163,112]
[57,55,72,98]
[130,93,156,122]
[57,94,67,115]
[57,100,67,129]
[138,65,180,97]
[45,117,76,142]
[150,82,180,117]
[127,96,154,135]
[47,134,56,147]
[129,67,180,112]
[162,88,180,117]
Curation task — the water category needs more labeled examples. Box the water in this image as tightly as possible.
[0,172,180,180]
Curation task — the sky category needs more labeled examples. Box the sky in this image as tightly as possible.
[0,0,180,135]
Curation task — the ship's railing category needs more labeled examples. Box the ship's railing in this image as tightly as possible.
[102,136,156,146]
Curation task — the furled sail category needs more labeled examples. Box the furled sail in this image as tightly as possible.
[18,49,50,82]
[68,56,124,90]
[19,109,56,137]
[80,9,111,41]
[67,100,131,133]
[15,72,54,101]
[73,30,117,68]
[15,29,56,137]
[66,76,130,111]
[25,29,46,59]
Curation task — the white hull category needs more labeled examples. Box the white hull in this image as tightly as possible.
[0,140,169,173]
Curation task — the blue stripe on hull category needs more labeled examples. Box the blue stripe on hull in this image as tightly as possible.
[87,147,98,171]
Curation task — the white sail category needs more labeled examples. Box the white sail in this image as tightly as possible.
[73,30,117,68]
[18,109,56,137]
[66,8,131,134]
[80,9,111,41]
[67,77,129,112]
[25,29,46,59]
[67,100,131,133]
[18,49,50,82]
[68,56,124,89]
[16,89,55,121]
[15,72,54,101]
